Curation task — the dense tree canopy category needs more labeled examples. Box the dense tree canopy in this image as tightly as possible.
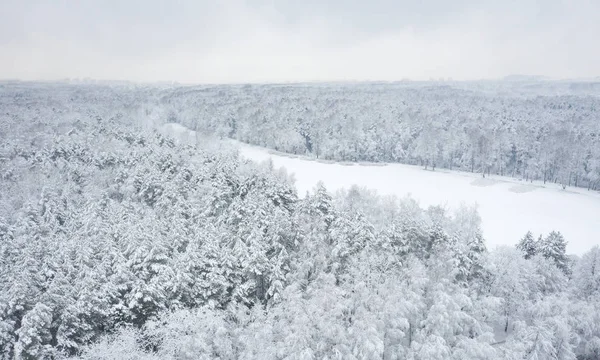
[156,81,600,190]
[0,82,599,359]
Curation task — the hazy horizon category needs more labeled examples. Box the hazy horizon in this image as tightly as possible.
[1,0,599,83]
[2,75,595,86]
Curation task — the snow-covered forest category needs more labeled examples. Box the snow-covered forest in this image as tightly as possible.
[1,82,600,359]
[161,81,600,190]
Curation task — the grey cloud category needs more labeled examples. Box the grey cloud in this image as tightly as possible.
[0,0,598,82]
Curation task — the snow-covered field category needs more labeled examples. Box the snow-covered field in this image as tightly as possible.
[238,145,600,255]
[164,124,600,255]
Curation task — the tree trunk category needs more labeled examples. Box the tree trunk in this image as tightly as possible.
[543,168,547,184]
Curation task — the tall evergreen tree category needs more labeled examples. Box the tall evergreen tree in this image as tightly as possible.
[516,231,538,259]
[540,231,570,275]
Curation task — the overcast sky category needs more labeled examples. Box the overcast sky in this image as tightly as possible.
[1,0,598,83]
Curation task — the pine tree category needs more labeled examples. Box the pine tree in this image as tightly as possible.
[540,231,570,275]
[517,231,538,259]
[14,303,53,360]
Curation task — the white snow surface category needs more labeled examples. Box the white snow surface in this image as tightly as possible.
[165,124,600,255]
[160,123,197,145]
[239,144,600,255]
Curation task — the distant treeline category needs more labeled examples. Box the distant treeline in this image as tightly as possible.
[158,82,600,190]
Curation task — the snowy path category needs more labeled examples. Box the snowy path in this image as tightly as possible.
[162,123,600,254]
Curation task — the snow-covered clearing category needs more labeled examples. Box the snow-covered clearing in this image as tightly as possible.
[240,143,600,255]
[164,124,600,255]
[160,123,197,145]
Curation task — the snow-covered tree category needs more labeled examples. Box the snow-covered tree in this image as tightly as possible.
[571,246,600,299]
[540,231,570,275]
[517,231,538,259]
[14,303,53,360]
